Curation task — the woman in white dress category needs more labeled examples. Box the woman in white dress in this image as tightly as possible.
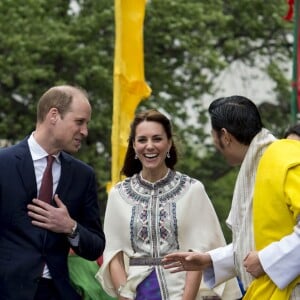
[96,109,241,300]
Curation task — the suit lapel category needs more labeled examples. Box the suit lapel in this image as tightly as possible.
[55,152,74,203]
[15,139,37,202]
[15,144,75,205]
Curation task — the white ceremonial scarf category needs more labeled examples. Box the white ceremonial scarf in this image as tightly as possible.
[226,128,276,289]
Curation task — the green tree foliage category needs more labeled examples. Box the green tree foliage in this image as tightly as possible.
[142,0,293,240]
[0,0,294,239]
[0,0,114,196]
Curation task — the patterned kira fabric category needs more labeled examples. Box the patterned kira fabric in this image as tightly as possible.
[119,170,187,256]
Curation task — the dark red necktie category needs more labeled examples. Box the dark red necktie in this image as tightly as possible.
[38,155,54,203]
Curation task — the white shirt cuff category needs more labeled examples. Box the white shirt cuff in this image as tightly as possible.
[259,231,300,289]
[203,244,236,288]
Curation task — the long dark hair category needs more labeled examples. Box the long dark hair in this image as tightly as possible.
[121,109,178,177]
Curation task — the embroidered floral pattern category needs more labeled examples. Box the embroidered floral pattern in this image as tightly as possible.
[117,170,193,256]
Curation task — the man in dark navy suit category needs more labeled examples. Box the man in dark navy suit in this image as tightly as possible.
[0,85,105,300]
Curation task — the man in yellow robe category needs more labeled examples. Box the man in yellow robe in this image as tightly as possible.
[163,96,300,299]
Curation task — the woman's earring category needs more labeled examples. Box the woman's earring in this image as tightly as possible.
[166,151,170,158]
[135,153,138,159]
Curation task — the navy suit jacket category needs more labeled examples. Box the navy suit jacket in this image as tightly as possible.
[0,138,105,300]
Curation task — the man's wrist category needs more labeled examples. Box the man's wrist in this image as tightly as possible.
[67,221,78,238]
[204,253,213,268]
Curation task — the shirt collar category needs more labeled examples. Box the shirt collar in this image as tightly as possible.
[28,132,60,163]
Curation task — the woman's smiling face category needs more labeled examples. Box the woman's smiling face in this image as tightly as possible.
[133,120,171,172]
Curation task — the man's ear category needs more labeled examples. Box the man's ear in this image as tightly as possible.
[221,128,231,145]
[48,108,59,124]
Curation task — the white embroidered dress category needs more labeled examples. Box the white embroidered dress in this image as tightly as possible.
[96,170,241,299]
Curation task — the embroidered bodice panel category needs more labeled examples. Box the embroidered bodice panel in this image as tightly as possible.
[117,170,193,257]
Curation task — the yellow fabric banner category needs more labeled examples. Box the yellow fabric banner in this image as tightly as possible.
[109,0,151,191]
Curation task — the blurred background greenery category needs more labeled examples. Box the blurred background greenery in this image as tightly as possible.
[0,0,296,241]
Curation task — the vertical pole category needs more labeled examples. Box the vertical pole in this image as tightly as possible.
[291,0,299,123]
[296,0,300,118]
